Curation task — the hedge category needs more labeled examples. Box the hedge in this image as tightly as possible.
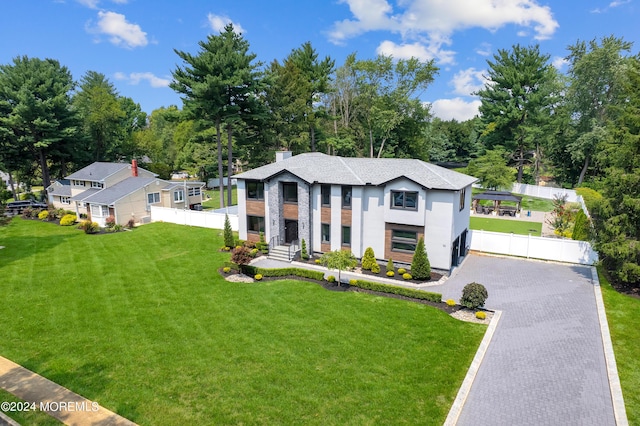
[351,279,442,303]
[240,265,325,281]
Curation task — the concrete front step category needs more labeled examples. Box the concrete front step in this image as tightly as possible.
[268,245,297,262]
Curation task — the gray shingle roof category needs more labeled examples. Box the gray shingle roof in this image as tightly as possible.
[65,162,156,181]
[81,177,158,205]
[233,153,477,190]
[71,188,102,202]
[47,180,71,197]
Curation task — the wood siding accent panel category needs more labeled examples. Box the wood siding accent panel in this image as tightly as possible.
[321,207,331,224]
[384,223,424,264]
[341,208,352,225]
[321,243,331,253]
[246,233,260,243]
[283,203,298,220]
[246,200,265,216]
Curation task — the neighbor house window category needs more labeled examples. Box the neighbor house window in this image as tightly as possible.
[91,181,103,189]
[391,191,418,210]
[90,204,109,217]
[174,190,184,202]
[60,196,71,205]
[72,180,85,187]
[391,229,418,252]
[459,188,466,211]
[342,226,351,246]
[247,216,265,234]
[188,187,201,197]
[341,186,352,208]
[283,183,298,203]
[321,223,330,243]
[147,192,160,204]
[321,185,331,207]
[246,181,264,200]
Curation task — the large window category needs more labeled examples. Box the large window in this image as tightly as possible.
[147,192,160,204]
[459,188,466,211]
[72,180,85,187]
[283,183,298,203]
[246,181,264,200]
[341,186,352,208]
[174,190,184,202]
[91,181,104,189]
[188,187,201,197]
[342,226,351,246]
[391,191,418,210]
[321,223,330,243]
[391,229,418,252]
[321,185,331,207]
[247,216,265,234]
[60,196,71,205]
[90,204,109,217]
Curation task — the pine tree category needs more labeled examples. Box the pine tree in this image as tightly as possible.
[361,247,376,270]
[386,258,394,273]
[411,237,431,280]
[223,214,234,248]
[301,238,309,260]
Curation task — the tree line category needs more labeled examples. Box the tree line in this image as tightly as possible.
[0,26,638,286]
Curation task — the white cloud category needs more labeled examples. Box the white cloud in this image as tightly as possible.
[92,11,148,48]
[451,68,486,96]
[430,98,481,121]
[329,0,559,62]
[376,40,455,64]
[114,72,170,88]
[552,56,569,70]
[591,0,630,13]
[207,13,246,34]
[75,0,128,8]
[610,0,631,7]
[475,42,492,56]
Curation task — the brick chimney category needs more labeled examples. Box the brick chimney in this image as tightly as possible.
[132,159,138,177]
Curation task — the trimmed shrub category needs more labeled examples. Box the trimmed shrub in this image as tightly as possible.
[572,210,590,241]
[300,239,309,260]
[315,259,321,264]
[371,262,381,274]
[386,258,394,273]
[38,210,49,220]
[250,248,259,257]
[475,311,487,320]
[349,279,357,286]
[254,274,263,281]
[386,271,395,277]
[361,247,376,270]
[223,267,231,273]
[240,265,325,281]
[113,224,124,232]
[411,237,431,280]
[60,214,77,226]
[105,215,116,228]
[21,207,34,219]
[327,275,336,283]
[79,220,99,234]
[446,299,456,307]
[221,246,231,251]
[231,246,253,266]
[351,279,442,303]
[223,214,234,248]
[397,267,407,275]
[402,273,413,280]
[460,282,489,309]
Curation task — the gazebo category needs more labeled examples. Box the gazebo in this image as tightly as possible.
[472,190,522,216]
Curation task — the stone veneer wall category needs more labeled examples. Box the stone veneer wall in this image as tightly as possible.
[267,173,312,248]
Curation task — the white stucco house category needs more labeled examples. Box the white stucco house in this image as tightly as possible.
[47,160,204,227]
[233,152,478,270]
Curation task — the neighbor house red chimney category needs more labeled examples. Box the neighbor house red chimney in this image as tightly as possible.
[132,159,138,177]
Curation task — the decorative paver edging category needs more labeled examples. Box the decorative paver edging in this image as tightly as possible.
[443,310,502,426]
[591,267,629,426]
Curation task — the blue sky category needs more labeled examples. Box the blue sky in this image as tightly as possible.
[1,0,638,121]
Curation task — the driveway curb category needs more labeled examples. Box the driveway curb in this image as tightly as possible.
[591,267,629,426]
[443,309,503,426]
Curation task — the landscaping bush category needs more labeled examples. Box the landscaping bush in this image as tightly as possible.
[240,265,325,281]
[105,215,116,228]
[126,218,135,229]
[402,273,413,280]
[349,279,357,286]
[371,262,381,274]
[397,267,406,275]
[475,311,487,320]
[572,209,590,241]
[460,282,489,309]
[327,275,336,283]
[254,274,263,281]
[60,214,77,226]
[361,247,376,270]
[575,187,602,211]
[38,210,49,220]
[351,279,442,303]
[223,267,231,273]
[386,258,394,274]
[21,207,33,219]
[231,246,253,266]
[113,224,124,232]
[386,271,395,277]
[315,259,321,264]
[79,220,99,234]
[411,237,431,280]
[446,299,456,307]
[300,239,309,260]
[250,248,259,257]
[223,214,234,248]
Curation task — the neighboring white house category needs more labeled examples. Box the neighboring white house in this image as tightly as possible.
[47,160,205,227]
[233,152,478,270]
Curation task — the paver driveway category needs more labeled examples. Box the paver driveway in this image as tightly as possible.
[435,254,616,426]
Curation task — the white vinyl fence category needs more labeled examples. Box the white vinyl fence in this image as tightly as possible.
[469,229,598,265]
[150,206,238,231]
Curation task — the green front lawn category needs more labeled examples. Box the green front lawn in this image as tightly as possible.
[202,187,237,210]
[470,216,542,236]
[0,219,485,425]
[598,267,640,425]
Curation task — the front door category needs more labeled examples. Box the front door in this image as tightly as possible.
[284,220,298,244]
[451,237,460,267]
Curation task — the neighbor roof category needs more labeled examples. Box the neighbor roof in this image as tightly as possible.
[81,177,158,205]
[472,191,522,203]
[233,153,477,191]
[65,162,156,181]
[47,179,71,197]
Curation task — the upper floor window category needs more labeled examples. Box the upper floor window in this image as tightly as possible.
[341,186,352,208]
[459,188,466,211]
[321,223,330,243]
[391,191,418,210]
[174,190,184,203]
[60,196,71,205]
[91,181,104,189]
[246,181,264,200]
[283,182,298,203]
[188,187,201,197]
[321,184,331,207]
[72,180,85,187]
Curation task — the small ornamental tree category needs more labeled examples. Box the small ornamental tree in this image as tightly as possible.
[386,258,394,273]
[301,238,309,260]
[231,246,252,266]
[223,214,234,248]
[460,282,489,309]
[319,250,358,286]
[361,247,376,270]
[572,209,590,241]
[410,237,431,280]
